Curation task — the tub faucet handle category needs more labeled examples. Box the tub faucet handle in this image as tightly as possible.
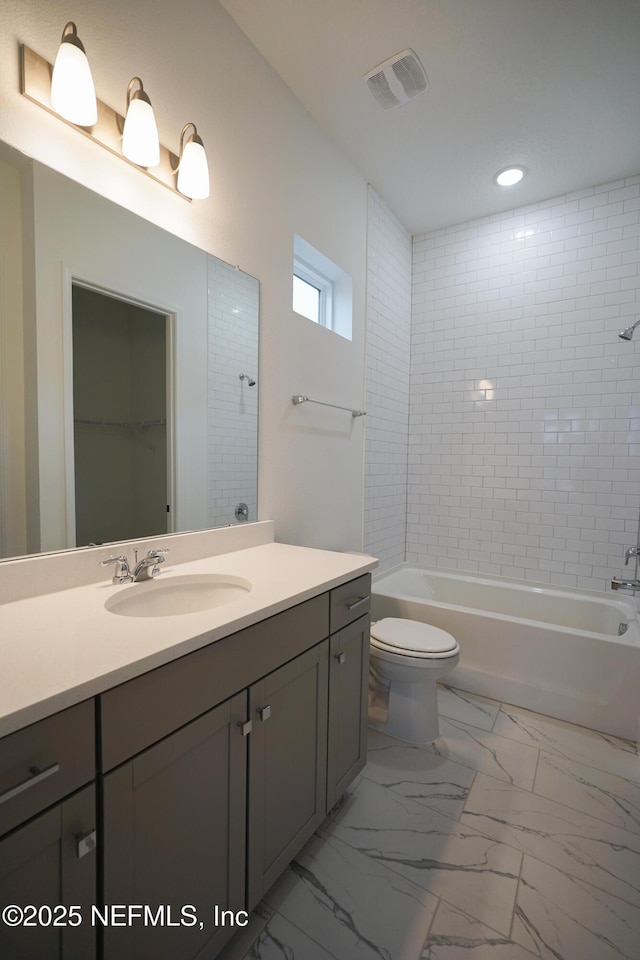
[624,546,639,565]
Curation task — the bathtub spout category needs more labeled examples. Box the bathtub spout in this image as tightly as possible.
[611,577,640,593]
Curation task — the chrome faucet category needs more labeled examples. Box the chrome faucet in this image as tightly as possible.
[131,549,169,581]
[611,577,640,592]
[100,548,169,583]
[611,545,640,592]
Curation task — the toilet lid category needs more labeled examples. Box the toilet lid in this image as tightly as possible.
[371,618,458,655]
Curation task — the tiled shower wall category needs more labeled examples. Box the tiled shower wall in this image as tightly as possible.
[364,187,412,571]
[409,175,640,590]
[207,257,259,528]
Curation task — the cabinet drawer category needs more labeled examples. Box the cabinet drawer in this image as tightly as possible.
[0,700,95,836]
[100,592,330,772]
[0,783,97,959]
[329,574,371,634]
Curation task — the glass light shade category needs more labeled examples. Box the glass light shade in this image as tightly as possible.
[495,166,525,187]
[177,138,210,200]
[50,32,97,126]
[122,95,160,167]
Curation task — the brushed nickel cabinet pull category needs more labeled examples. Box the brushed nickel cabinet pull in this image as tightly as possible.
[0,762,60,805]
[238,719,253,737]
[259,706,271,722]
[335,652,346,665]
[346,596,368,612]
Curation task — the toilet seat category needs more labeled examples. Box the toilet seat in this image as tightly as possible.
[371,617,459,660]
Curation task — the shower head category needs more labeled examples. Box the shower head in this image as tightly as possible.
[239,373,256,386]
[619,320,640,341]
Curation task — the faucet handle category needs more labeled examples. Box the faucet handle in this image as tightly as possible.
[100,555,132,583]
[624,547,639,565]
[146,548,169,560]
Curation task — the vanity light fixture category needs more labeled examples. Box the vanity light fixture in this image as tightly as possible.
[122,77,160,168]
[50,22,97,126]
[176,123,210,200]
[21,27,208,199]
[495,166,525,187]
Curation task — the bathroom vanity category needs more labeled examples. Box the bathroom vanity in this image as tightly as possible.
[0,531,374,959]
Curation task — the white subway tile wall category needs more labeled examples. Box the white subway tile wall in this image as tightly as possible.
[207,258,259,528]
[364,187,412,570]
[410,175,640,590]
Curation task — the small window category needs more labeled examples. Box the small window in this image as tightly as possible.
[293,235,352,340]
[293,259,333,328]
[293,274,321,324]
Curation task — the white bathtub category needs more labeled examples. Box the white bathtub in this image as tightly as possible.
[371,564,640,741]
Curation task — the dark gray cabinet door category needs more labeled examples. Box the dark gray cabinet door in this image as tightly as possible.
[102,692,247,960]
[247,641,328,910]
[0,784,97,960]
[327,614,370,811]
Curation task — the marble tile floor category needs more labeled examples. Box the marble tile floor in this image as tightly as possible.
[220,685,640,960]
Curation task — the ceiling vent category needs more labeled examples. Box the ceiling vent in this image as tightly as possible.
[364,49,428,110]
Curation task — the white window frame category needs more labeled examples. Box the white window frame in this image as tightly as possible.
[293,257,334,330]
[293,235,352,341]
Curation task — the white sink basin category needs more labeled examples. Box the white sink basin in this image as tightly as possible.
[104,574,252,618]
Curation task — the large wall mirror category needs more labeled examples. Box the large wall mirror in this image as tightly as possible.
[0,140,259,562]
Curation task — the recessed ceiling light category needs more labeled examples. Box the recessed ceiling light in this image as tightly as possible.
[495,166,525,187]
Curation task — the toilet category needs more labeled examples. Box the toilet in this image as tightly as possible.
[369,617,459,744]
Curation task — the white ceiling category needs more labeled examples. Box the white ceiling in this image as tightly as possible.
[220,0,640,235]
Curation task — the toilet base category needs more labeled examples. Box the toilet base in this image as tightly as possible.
[369,676,440,744]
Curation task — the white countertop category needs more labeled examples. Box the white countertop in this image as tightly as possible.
[0,542,377,738]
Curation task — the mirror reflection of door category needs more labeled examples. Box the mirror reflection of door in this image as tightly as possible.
[72,283,170,547]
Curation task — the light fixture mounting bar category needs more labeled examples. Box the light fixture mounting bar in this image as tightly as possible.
[20,45,184,198]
